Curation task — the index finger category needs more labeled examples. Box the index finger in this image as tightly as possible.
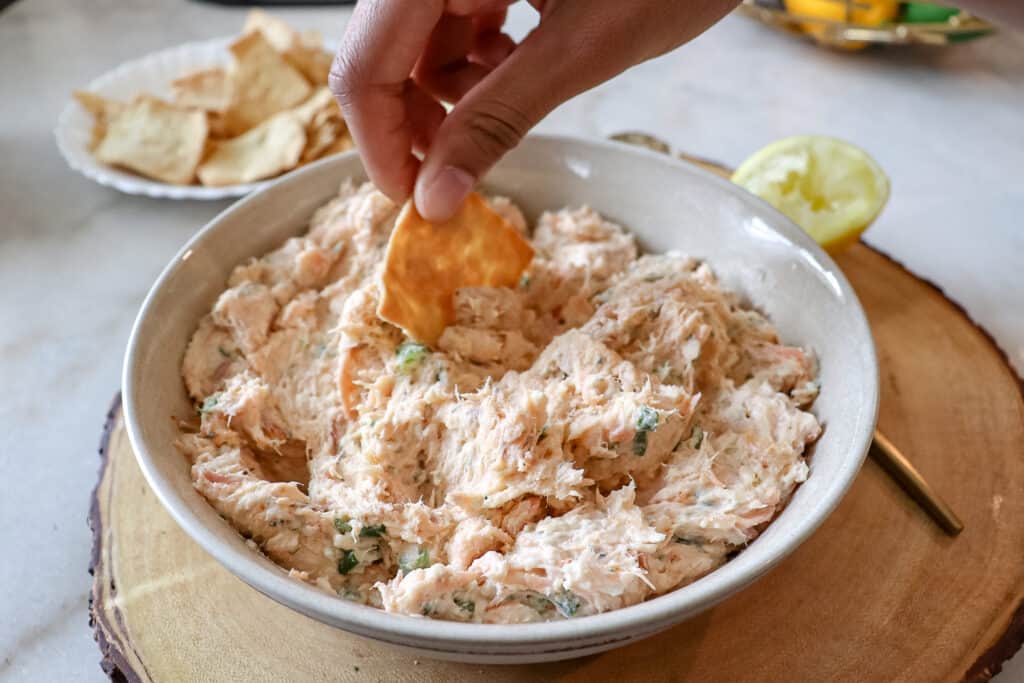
[330,0,446,201]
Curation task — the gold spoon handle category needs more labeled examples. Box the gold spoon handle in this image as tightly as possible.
[870,429,964,535]
[609,130,965,537]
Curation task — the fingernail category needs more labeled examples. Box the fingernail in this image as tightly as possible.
[415,165,474,222]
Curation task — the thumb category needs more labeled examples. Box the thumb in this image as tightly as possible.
[414,99,535,221]
[414,22,579,222]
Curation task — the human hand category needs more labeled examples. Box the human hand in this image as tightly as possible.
[331,0,739,222]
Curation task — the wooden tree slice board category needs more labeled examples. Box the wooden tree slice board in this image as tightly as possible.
[90,243,1024,682]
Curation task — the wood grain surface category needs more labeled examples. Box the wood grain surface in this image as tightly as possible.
[89,243,1024,682]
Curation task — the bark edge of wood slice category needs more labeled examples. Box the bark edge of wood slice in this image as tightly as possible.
[89,243,1024,683]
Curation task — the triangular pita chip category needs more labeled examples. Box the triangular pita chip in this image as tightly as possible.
[241,10,331,86]
[73,91,126,150]
[242,8,300,51]
[289,87,336,127]
[171,68,231,112]
[378,193,535,345]
[206,111,230,139]
[196,112,305,186]
[222,32,311,136]
[284,44,333,86]
[94,95,208,185]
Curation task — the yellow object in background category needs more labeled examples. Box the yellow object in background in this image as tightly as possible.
[785,0,900,48]
[732,135,890,254]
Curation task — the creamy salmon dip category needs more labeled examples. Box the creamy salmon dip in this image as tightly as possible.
[178,181,821,623]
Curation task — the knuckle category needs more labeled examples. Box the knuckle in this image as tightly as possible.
[462,100,531,160]
[328,50,364,109]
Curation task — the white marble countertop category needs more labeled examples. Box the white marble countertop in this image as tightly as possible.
[1,0,1021,679]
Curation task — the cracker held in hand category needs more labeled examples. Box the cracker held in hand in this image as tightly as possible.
[378,193,535,345]
[94,95,207,185]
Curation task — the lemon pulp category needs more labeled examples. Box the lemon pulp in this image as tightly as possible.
[732,135,890,253]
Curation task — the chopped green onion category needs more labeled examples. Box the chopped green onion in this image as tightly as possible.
[396,341,429,374]
[519,273,531,289]
[633,406,659,455]
[690,425,704,449]
[333,517,352,534]
[521,592,553,614]
[217,346,232,358]
[453,596,475,615]
[338,587,362,601]
[550,590,581,617]
[199,393,221,414]
[360,524,386,538]
[337,550,358,575]
[636,406,659,431]
[399,548,430,573]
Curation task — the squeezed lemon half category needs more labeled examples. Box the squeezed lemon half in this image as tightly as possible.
[732,135,890,254]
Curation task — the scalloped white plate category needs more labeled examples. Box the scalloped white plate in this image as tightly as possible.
[55,37,336,200]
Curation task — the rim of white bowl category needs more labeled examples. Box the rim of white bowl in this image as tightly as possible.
[123,134,878,652]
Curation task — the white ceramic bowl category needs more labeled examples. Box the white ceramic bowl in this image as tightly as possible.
[123,135,878,663]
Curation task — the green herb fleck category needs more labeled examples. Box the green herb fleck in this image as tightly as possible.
[636,405,659,431]
[396,341,429,374]
[521,592,554,614]
[400,549,430,573]
[360,524,386,538]
[337,550,359,575]
[453,596,475,615]
[633,406,659,455]
[200,393,221,414]
[519,273,531,289]
[674,535,703,547]
[339,587,362,602]
[333,517,352,534]
[550,590,581,617]
[689,425,704,449]
[217,346,232,358]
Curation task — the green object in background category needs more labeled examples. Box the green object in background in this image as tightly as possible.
[901,2,960,23]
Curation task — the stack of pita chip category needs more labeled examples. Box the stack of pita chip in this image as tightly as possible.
[74,10,352,187]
